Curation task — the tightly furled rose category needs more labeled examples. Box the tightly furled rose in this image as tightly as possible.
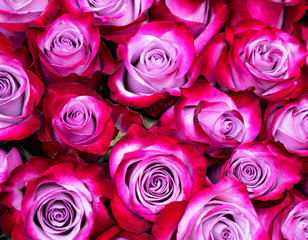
[0,52,44,141]
[203,21,307,101]
[151,80,261,157]
[38,82,115,157]
[109,125,207,234]
[108,21,199,116]
[28,12,117,87]
[261,94,308,156]
[221,140,302,201]
[0,153,114,239]
[150,0,231,54]
[175,177,269,240]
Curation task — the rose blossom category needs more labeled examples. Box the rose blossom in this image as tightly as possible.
[108,20,200,116]
[109,125,207,234]
[28,12,117,88]
[261,94,308,157]
[0,152,114,239]
[174,177,269,240]
[38,82,115,157]
[150,0,231,54]
[202,20,307,101]
[220,140,302,201]
[151,80,261,157]
[0,52,44,141]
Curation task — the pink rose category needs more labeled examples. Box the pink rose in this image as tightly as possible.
[221,140,303,201]
[203,21,307,101]
[28,13,117,88]
[174,177,269,239]
[108,21,199,117]
[109,125,207,234]
[151,80,261,157]
[261,94,308,157]
[0,153,114,239]
[0,52,44,141]
[62,0,154,43]
[150,0,231,54]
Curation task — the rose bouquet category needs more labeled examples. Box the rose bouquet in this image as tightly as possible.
[0,0,307,239]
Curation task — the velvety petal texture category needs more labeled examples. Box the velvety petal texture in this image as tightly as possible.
[109,125,207,233]
[176,177,269,240]
[151,80,262,157]
[0,148,23,186]
[221,140,303,201]
[38,82,114,156]
[0,52,44,141]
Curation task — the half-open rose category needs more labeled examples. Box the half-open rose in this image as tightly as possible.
[221,140,302,201]
[109,125,207,234]
[28,12,117,88]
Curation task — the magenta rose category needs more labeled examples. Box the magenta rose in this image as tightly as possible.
[174,177,269,240]
[108,21,199,116]
[62,0,154,43]
[203,20,307,101]
[151,80,261,157]
[28,12,117,88]
[0,52,44,141]
[261,94,308,157]
[109,125,207,234]
[0,153,114,239]
[0,0,60,32]
[150,0,231,54]
[221,140,303,201]
[38,82,115,157]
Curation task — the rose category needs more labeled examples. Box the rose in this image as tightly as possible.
[260,94,308,156]
[151,80,261,157]
[203,20,307,101]
[28,12,117,88]
[0,0,61,32]
[62,0,154,43]
[109,125,207,234]
[220,140,302,201]
[0,52,44,141]
[0,152,114,239]
[150,0,231,54]
[257,191,308,240]
[108,21,200,116]
[38,82,115,157]
[226,0,307,33]
[174,177,269,240]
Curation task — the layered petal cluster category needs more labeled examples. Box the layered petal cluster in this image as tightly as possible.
[0,153,114,239]
[151,80,261,157]
[261,94,308,156]
[150,0,231,54]
[221,140,303,201]
[176,177,269,240]
[0,52,44,141]
[38,82,115,157]
[108,21,199,115]
[109,125,207,234]
[28,13,116,87]
[203,21,307,101]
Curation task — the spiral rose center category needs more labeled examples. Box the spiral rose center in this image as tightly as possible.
[219,112,245,141]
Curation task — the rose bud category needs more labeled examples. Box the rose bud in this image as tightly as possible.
[61,0,154,43]
[0,52,44,141]
[0,152,114,239]
[150,0,231,54]
[151,79,261,157]
[109,125,207,234]
[174,177,269,240]
[202,20,307,101]
[28,12,118,88]
[221,140,303,201]
[108,20,201,117]
[261,94,308,157]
